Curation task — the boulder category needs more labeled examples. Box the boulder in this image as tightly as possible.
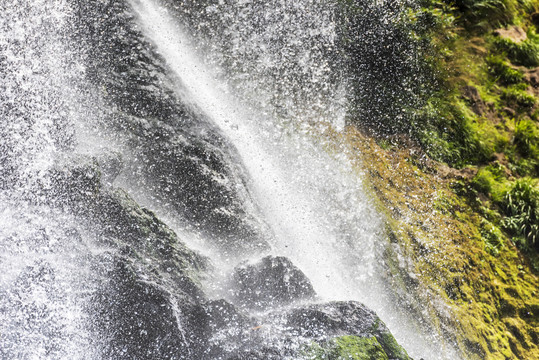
[269,301,411,360]
[232,256,316,310]
[43,154,209,359]
[91,255,190,360]
[183,299,255,359]
[47,154,101,207]
[96,151,124,186]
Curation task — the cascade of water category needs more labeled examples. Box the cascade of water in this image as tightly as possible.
[129,0,373,299]
[1,0,465,358]
[130,0,462,359]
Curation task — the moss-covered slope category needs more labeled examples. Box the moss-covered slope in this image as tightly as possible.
[327,127,539,359]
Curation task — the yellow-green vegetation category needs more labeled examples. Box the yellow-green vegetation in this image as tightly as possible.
[502,178,539,249]
[302,336,390,360]
[332,1,539,358]
[328,128,539,359]
[402,0,539,252]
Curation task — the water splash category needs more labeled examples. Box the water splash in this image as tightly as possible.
[167,0,347,128]
[0,1,99,357]
[1,0,463,357]
[130,0,462,358]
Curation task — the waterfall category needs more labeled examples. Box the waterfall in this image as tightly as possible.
[128,0,380,297]
[129,0,461,358]
[1,0,463,359]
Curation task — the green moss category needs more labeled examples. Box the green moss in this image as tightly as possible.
[501,178,539,249]
[333,337,389,360]
[455,0,518,28]
[494,34,539,67]
[501,86,536,110]
[480,219,505,255]
[341,125,539,359]
[414,3,458,37]
[473,169,495,194]
[486,55,524,85]
[514,118,539,158]
[415,97,495,166]
[376,332,411,360]
[513,156,539,176]
[302,336,389,360]
[472,163,510,201]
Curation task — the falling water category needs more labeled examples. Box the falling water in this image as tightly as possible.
[1,0,463,359]
[129,0,461,358]
[0,1,99,358]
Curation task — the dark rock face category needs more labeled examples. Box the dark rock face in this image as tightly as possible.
[190,300,411,360]
[47,154,205,293]
[72,0,271,256]
[183,299,255,359]
[43,154,206,359]
[282,301,380,338]
[337,0,426,135]
[232,256,316,310]
[92,256,190,360]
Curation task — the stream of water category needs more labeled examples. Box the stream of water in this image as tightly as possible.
[0,0,462,358]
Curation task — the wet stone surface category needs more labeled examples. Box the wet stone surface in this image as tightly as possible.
[231,255,316,310]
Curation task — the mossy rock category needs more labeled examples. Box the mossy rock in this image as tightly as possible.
[302,335,403,360]
[375,330,412,360]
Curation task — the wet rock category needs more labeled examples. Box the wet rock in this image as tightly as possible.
[81,189,209,359]
[136,122,270,255]
[43,154,209,359]
[232,256,316,310]
[42,154,412,359]
[24,3,417,360]
[224,348,283,360]
[193,299,412,359]
[270,301,411,360]
[74,0,271,256]
[302,335,391,360]
[91,255,191,360]
[96,151,124,186]
[461,85,486,115]
[96,190,207,293]
[48,154,101,206]
[0,260,68,359]
[183,299,256,359]
[45,152,207,298]
[282,301,379,338]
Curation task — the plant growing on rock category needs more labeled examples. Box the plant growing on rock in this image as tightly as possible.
[501,85,536,111]
[494,34,539,67]
[514,118,539,157]
[486,55,524,85]
[449,0,518,28]
[480,219,505,255]
[501,178,539,250]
